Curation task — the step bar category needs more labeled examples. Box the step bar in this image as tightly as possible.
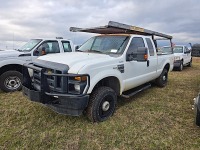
[121,84,151,99]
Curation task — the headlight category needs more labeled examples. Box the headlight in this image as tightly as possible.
[74,84,80,91]
[68,75,89,94]
[174,56,180,61]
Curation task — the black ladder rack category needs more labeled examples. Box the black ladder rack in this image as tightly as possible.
[70,21,172,40]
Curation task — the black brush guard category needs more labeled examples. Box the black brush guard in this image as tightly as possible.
[22,63,90,116]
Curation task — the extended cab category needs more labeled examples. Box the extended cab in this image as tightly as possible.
[22,21,174,122]
[0,37,74,92]
[162,45,192,71]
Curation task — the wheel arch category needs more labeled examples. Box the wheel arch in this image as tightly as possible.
[0,64,23,76]
[89,76,121,96]
[164,63,170,72]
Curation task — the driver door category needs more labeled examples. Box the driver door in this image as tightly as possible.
[124,37,156,91]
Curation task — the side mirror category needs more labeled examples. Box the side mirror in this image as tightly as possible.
[33,50,39,56]
[75,45,80,50]
[126,47,148,62]
[187,50,191,54]
[136,47,148,62]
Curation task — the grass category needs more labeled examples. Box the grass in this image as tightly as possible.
[1,58,200,149]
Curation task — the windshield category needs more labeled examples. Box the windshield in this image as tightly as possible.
[19,39,42,51]
[78,35,130,54]
[173,46,183,53]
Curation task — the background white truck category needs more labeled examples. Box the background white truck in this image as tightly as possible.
[0,37,74,92]
[162,45,192,71]
[23,21,174,122]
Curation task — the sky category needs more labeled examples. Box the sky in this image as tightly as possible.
[0,0,199,49]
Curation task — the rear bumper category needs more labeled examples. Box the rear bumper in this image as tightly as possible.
[23,85,89,116]
[173,60,182,68]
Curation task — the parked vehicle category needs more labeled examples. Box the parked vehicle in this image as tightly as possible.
[162,45,192,71]
[0,37,74,92]
[194,93,200,126]
[23,21,174,122]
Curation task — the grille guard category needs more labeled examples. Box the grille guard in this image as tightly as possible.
[22,63,90,98]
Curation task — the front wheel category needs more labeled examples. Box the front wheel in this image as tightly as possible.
[155,69,168,87]
[0,71,23,92]
[86,86,117,122]
[178,61,183,71]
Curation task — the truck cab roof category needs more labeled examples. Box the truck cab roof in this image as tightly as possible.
[32,38,72,41]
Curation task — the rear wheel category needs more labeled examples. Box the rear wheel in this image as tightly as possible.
[86,86,117,122]
[155,69,168,87]
[0,71,22,92]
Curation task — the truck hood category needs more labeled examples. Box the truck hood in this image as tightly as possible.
[0,49,28,58]
[37,52,117,73]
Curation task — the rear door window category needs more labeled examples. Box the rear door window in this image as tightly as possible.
[146,38,154,56]
[62,41,72,52]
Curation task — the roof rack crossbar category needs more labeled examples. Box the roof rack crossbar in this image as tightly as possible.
[70,21,172,39]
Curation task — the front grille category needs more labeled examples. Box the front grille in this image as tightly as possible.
[33,67,67,93]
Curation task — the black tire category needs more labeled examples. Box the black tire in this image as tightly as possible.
[155,68,168,87]
[86,86,117,122]
[178,61,183,71]
[0,71,23,92]
[195,106,200,126]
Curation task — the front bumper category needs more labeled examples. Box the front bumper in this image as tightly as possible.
[23,85,89,116]
[173,60,182,68]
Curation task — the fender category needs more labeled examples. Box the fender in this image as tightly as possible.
[0,58,30,68]
[157,54,174,73]
[87,69,124,95]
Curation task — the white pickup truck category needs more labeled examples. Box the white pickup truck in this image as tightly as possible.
[162,45,192,71]
[0,37,74,92]
[23,21,174,122]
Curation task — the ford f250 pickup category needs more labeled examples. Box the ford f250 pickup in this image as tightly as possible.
[0,37,74,92]
[23,21,174,122]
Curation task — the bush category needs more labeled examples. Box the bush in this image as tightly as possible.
[192,44,200,57]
